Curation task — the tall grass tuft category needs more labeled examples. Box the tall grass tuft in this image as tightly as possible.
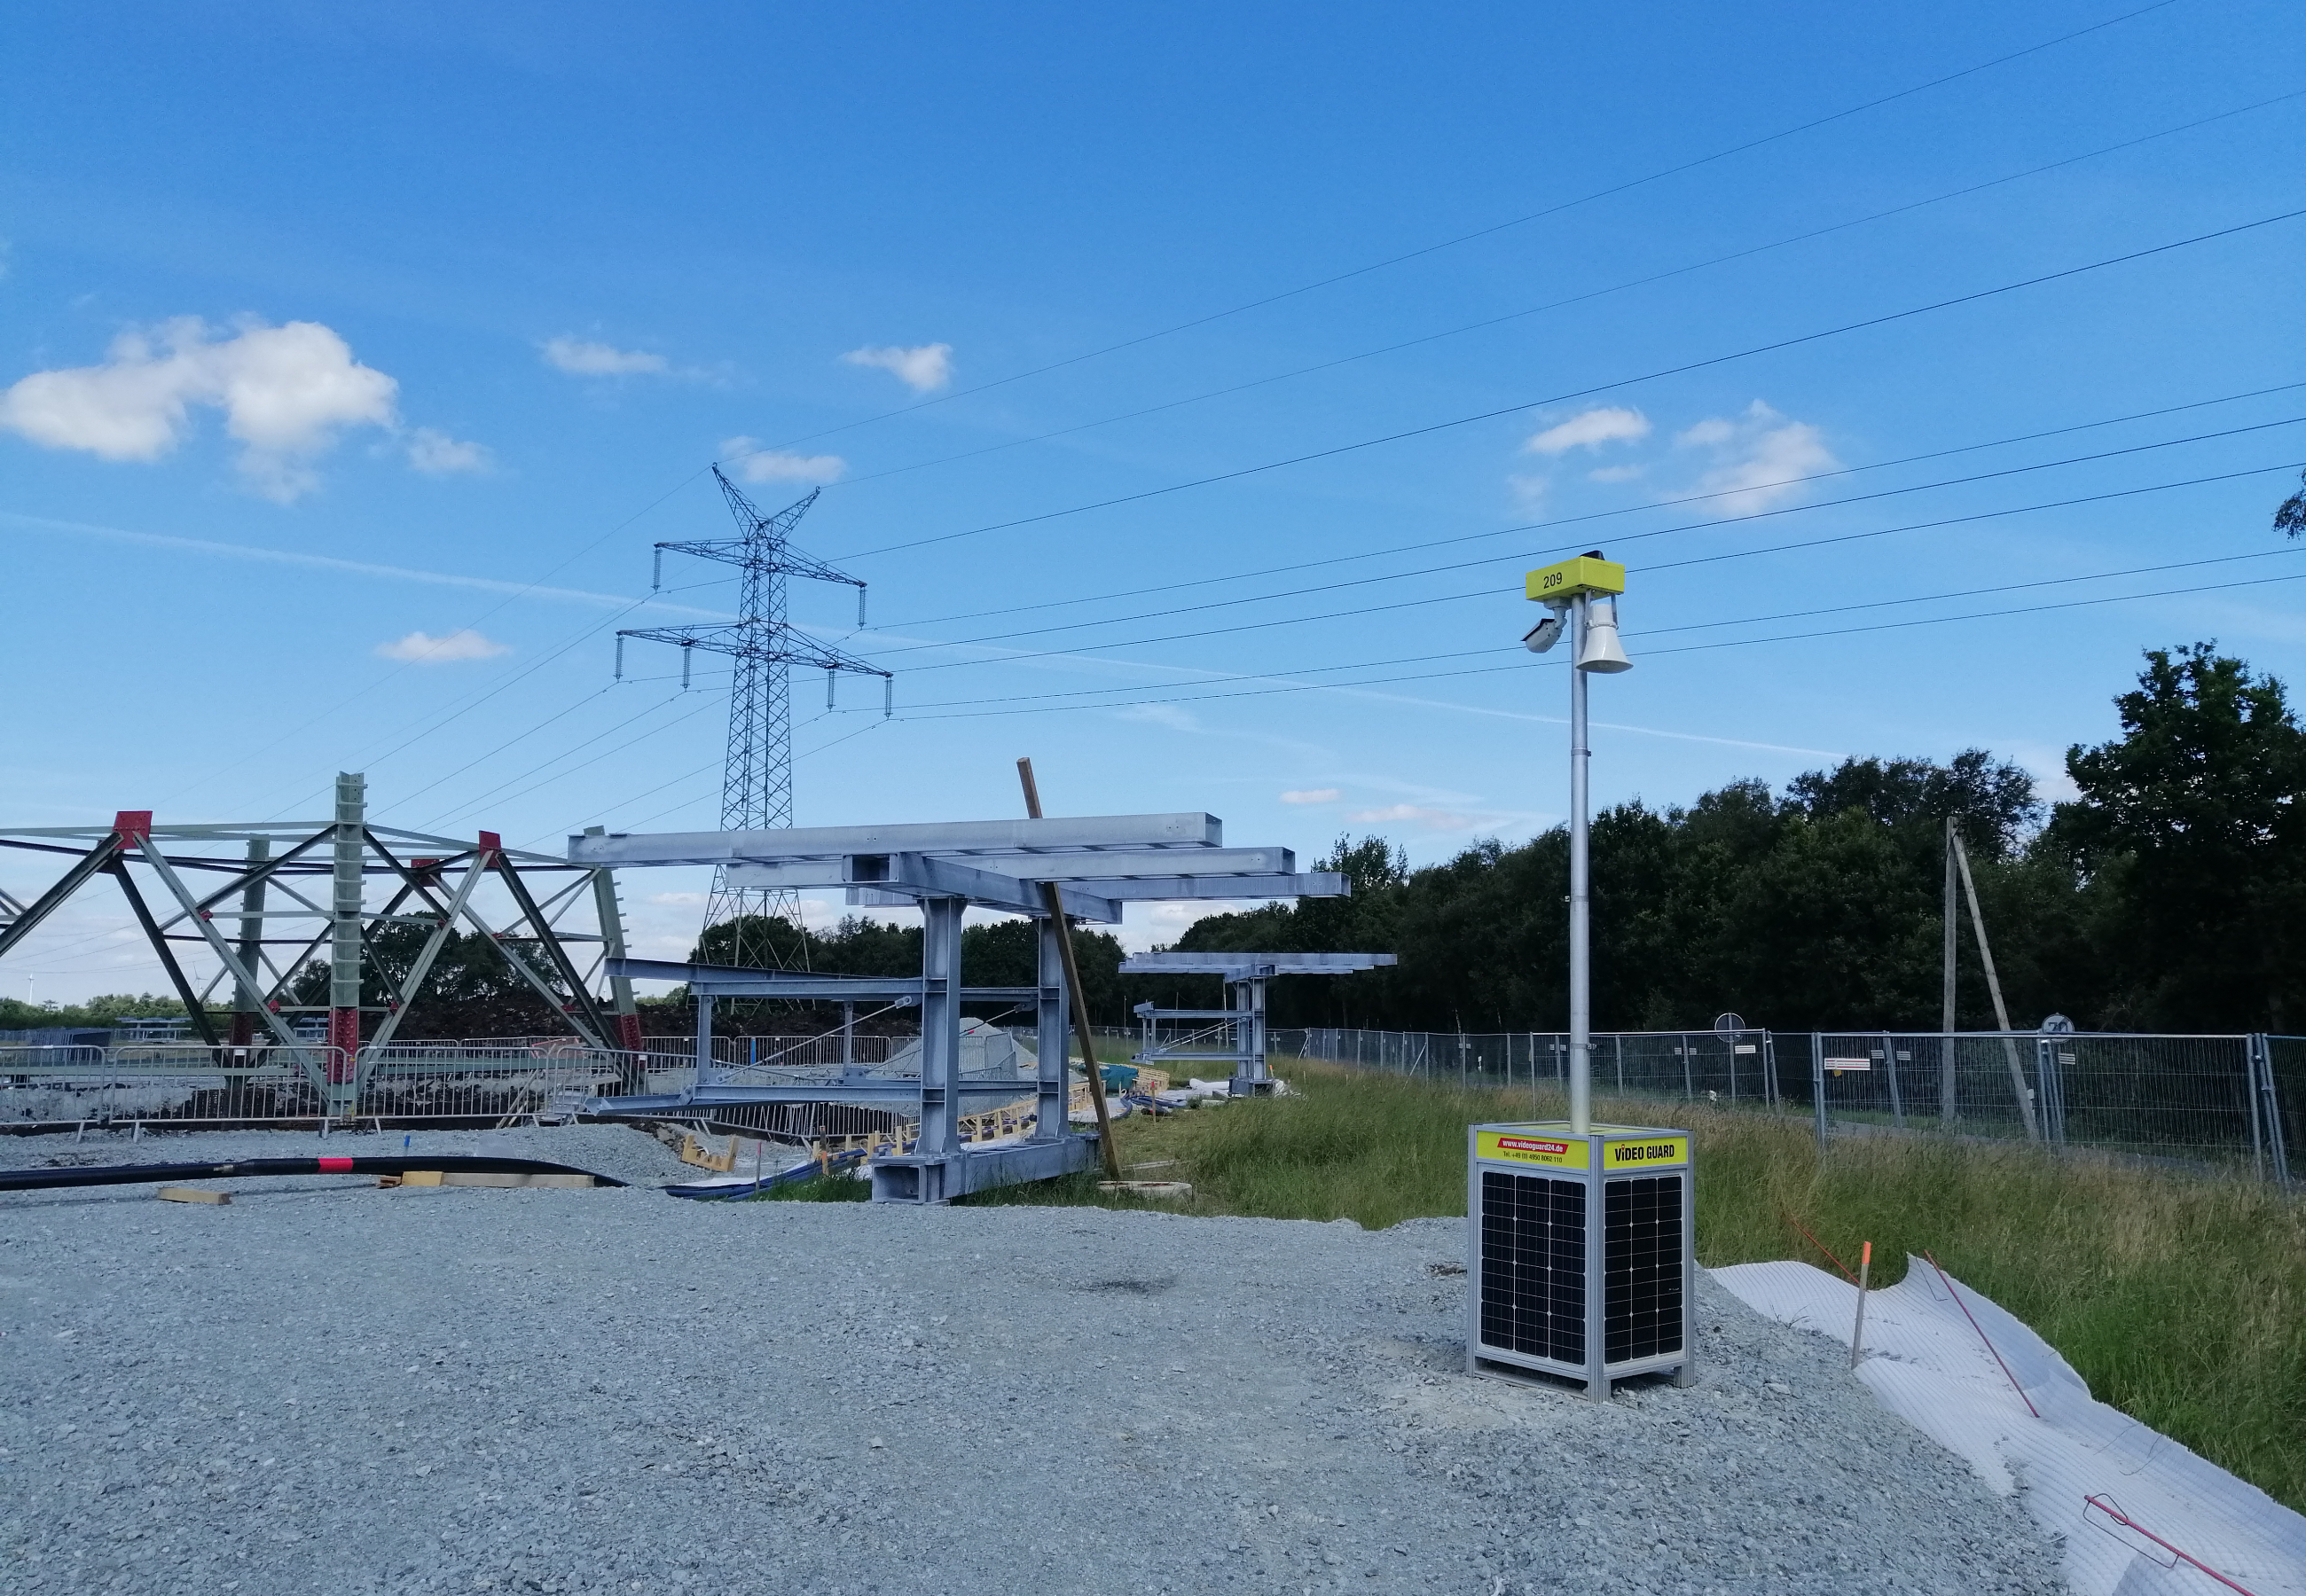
[999,1056,2303,1508]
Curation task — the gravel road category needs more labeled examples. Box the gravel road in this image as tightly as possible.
[0,1127,2061,1595]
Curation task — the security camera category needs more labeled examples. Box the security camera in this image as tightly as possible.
[1523,614,1565,653]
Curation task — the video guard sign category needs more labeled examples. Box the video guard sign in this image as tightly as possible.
[1465,1122,1697,1399]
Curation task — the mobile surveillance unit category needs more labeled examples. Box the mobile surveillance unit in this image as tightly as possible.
[1471,553,1697,1399]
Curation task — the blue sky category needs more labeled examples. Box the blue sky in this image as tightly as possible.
[3,0,2302,1000]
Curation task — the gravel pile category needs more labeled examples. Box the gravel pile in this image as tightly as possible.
[0,1130,2062,1596]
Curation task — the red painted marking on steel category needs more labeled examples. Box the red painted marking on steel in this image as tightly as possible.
[1924,1249,2040,1419]
[112,810,154,841]
[476,832,502,855]
[2083,1496,2259,1594]
[318,1157,354,1172]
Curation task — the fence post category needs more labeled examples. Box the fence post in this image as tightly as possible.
[1811,1032,1828,1154]
[1680,1034,1692,1100]
[2255,1036,2293,1190]
[1763,1032,1779,1108]
[1881,1031,1903,1128]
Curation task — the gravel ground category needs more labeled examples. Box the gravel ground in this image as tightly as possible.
[0,1129,2062,1596]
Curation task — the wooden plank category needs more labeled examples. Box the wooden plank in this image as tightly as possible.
[156,1186,230,1205]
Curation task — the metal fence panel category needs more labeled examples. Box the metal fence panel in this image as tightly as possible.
[1274,1025,2288,1181]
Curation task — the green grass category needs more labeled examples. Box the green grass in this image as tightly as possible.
[965,1057,2305,1509]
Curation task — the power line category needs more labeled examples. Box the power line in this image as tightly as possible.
[870,379,2306,632]
[875,459,2306,673]
[864,416,2306,660]
[831,206,2306,562]
[830,90,2304,495]
[853,544,2306,719]
[878,566,2306,724]
[725,0,2188,465]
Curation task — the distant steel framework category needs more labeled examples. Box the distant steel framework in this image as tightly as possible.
[0,774,645,1112]
[617,467,890,969]
[1122,951,1395,1097]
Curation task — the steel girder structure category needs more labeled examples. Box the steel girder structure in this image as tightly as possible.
[569,812,1350,1201]
[0,775,648,1110]
[1120,951,1397,1097]
[617,468,890,972]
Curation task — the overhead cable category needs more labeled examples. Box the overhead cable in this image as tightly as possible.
[832,205,2306,561]
[866,416,2306,658]
[726,0,2190,464]
[835,90,2304,493]
[878,458,2306,671]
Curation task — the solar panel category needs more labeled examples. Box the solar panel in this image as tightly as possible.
[1604,1174,1684,1363]
[1479,1170,1587,1364]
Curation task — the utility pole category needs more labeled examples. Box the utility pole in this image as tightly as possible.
[1941,818,1957,1123]
[621,468,890,970]
[1949,828,2038,1142]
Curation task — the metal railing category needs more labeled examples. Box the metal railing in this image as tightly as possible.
[1276,1026,2296,1186]
[0,1041,646,1130]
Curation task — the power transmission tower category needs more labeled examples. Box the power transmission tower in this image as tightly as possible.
[620,466,890,968]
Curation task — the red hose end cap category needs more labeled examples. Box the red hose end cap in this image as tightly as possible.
[318,1156,354,1172]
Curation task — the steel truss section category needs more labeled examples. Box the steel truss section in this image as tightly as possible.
[571,812,1355,1201]
[0,777,647,1106]
[1121,951,1396,1098]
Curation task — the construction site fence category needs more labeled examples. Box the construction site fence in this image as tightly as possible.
[1277,1028,2299,1187]
[0,1041,653,1130]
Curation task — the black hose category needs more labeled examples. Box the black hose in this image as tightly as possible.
[0,1155,629,1192]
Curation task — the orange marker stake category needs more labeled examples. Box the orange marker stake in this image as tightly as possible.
[1849,1240,1874,1368]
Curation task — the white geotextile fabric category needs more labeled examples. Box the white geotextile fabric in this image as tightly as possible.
[1713,1259,2305,1596]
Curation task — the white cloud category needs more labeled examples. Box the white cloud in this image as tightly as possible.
[1347,802,1475,829]
[1279,788,1340,804]
[0,317,399,501]
[719,436,846,485]
[373,628,511,663]
[1508,473,1549,510]
[1675,400,1837,514]
[841,341,953,394]
[405,426,491,474]
[1118,703,1199,732]
[647,891,707,908]
[1526,406,1650,456]
[541,336,669,376]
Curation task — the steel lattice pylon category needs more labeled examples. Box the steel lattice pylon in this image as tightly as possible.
[620,467,890,968]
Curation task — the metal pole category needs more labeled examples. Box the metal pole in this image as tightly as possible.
[1811,1032,1828,1154]
[326,773,365,1110]
[231,838,269,1052]
[1882,1031,1903,1127]
[1567,594,1593,1135]
[694,993,715,1085]
[585,827,647,1076]
[916,896,964,1166]
[1032,917,1069,1144]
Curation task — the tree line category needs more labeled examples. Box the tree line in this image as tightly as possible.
[1171,642,2306,1036]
